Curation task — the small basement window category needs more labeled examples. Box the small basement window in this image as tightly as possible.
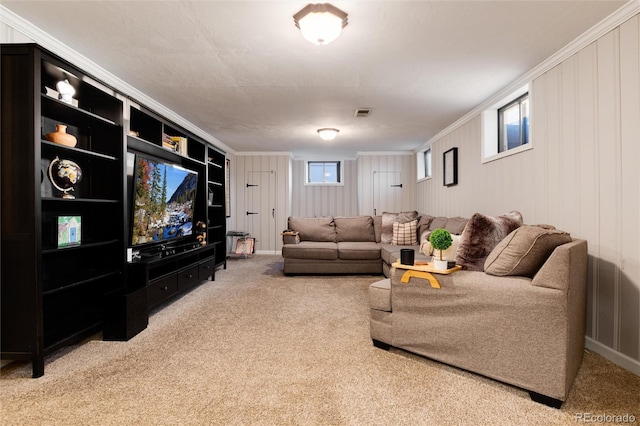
[498,93,529,153]
[305,161,343,185]
[482,84,532,163]
[417,146,432,181]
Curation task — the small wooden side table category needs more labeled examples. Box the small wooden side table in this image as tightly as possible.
[391,261,462,289]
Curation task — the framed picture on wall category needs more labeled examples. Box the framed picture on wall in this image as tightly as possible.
[443,147,458,187]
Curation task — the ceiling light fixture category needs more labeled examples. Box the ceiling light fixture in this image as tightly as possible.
[317,128,339,141]
[293,3,348,46]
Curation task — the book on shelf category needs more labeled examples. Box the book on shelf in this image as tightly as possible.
[161,133,178,152]
[170,136,188,156]
[58,216,81,247]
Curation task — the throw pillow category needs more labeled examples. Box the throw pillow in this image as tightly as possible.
[381,211,419,244]
[392,219,418,245]
[484,225,572,277]
[455,211,523,271]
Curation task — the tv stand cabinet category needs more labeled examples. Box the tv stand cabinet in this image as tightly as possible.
[129,245,216,311]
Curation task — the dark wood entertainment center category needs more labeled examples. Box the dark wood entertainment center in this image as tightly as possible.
[1,44,227,377]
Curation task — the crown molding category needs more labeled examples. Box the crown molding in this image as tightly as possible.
[416,0,640,153]
[356,151,414,156]
[235,151,293,157]
[0,5,235,155]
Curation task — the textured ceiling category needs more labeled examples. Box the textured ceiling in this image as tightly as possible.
[2,1,628,155]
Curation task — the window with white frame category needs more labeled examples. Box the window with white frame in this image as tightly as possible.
[416,146,432,180]
[498,93,529,153]
[306,161,343,185]
[482,84,532,163]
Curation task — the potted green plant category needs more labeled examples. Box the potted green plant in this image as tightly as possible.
[429,228,452,270]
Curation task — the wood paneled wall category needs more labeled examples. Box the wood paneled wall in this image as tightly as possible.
[290,159,358,217]
[232,154,291,253]
[417,15,640,369]
[357,153,416,216]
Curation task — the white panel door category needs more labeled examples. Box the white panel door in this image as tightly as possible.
[245,170,277,252]
[372,171,402,216]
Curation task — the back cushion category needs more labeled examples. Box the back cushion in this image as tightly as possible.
[335,216,376,242]
[373,215,383,243]
[484,225,572,277]
[445,217,469,235]
[288,217,336,242]
[455,211,523,271]
[417,214,434,241]
[429,216,448,231]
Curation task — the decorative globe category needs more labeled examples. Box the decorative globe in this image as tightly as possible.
[48,156,82,199]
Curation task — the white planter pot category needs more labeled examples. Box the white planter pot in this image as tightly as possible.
[433,259,449,271]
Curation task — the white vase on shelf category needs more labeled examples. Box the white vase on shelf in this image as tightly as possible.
[433,259,449,271]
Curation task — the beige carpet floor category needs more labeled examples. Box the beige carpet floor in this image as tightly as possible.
[1,255,638,425]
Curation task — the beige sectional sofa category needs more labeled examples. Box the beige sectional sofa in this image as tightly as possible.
[283,211,589,408]
[282,212,468,276]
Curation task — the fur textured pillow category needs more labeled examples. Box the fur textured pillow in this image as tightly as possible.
[455,211,523,271]
[392,220,418,245]
[484,225,571,277]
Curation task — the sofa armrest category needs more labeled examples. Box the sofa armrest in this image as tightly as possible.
[282,231,300,245]
[531,239,588,292]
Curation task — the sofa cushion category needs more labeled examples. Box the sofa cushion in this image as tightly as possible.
[374,215,383,243]
[337,242,381,260]
[380,244,429,266]
[369,278,391,312]
[381,211,419,244]
[429,216,448,231]
[335,216,376,242]
[417,215,434,241]
[445,217,469,235]
[281,241,338,260]
[288,216,336,242]
[455,211,523,271]
[392,219,418,245]
[484,225,572,277]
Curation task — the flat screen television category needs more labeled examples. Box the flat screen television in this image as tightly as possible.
[130,154,198,247]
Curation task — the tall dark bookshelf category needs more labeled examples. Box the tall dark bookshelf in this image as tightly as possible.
[1,44,126,377]
[1,44,228,377]
[207,147,228,268]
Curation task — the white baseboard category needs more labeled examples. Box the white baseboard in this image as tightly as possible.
[254,250,280,255]
[585,337,640,376]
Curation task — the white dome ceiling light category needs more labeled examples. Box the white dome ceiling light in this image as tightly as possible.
[317,128,340,141]
[293,3,348,46]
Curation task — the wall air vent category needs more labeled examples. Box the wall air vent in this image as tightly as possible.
[354,108,371,117]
